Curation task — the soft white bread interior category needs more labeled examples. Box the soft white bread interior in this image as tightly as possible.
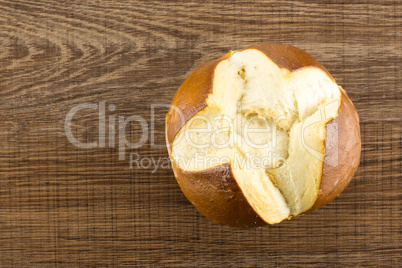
[171,49,341,224]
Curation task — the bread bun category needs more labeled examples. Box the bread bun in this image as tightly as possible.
[166,43,361,227]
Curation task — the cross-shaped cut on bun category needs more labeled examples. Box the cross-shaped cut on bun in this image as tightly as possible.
[166,44,361,227]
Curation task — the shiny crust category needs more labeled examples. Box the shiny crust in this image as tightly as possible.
[309,88,361,211]
[171,162,266,227]
[166,43,361,227]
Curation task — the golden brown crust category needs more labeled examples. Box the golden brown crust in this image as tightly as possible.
[171,162,266,228]
[166,43,360,227]
[309,88,361,211]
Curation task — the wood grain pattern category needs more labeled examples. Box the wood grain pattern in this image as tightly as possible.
[0,0,400,267]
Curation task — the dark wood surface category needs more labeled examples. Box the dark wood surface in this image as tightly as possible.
[0,0,400,267]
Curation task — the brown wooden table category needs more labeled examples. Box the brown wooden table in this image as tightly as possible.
[0,1,400,267]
